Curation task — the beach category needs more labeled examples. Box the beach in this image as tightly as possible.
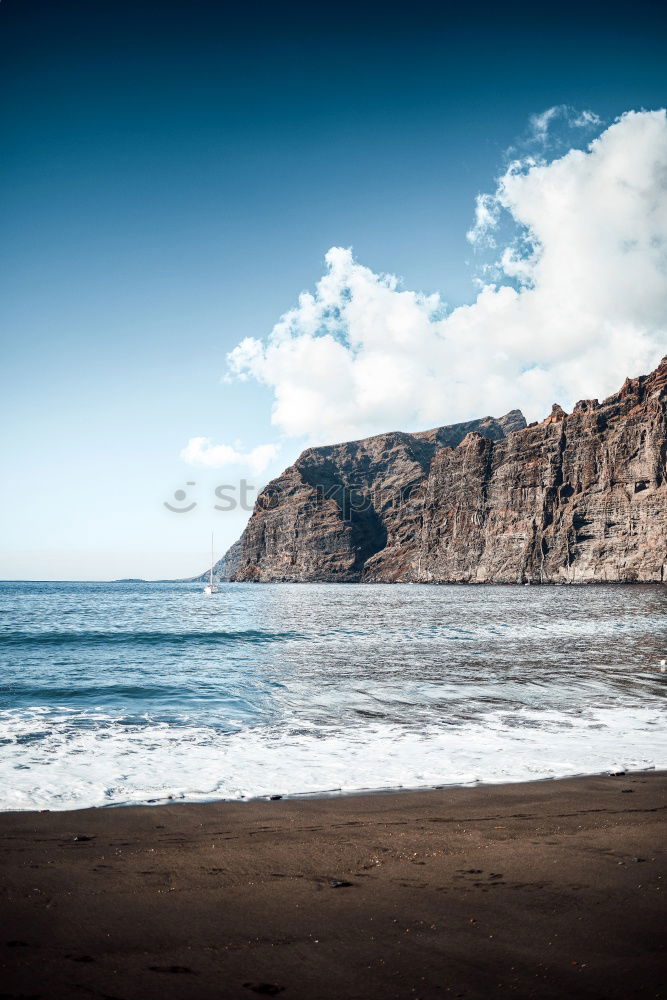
[1,771,665,999]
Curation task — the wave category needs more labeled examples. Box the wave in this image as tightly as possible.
[0,628,305,647]
[0,704,664,811]
[0,682,246,701]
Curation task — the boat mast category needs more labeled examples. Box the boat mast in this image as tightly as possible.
[210,532,214,588]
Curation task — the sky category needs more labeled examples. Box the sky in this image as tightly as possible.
[1,0,666,580]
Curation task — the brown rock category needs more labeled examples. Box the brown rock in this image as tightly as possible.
[213,357,667,584]
[544,403,568,424]
[219,413,525,583]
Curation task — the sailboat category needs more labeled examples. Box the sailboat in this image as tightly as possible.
[203,532,219,594]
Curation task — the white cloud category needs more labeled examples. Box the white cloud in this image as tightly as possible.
[529,105,563,143]
[227,110,667,444]
[181,437,279,474]
[467,192,502,247]
[527,105,603,145]
[572,109,602,128]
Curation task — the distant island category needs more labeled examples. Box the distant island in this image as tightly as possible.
[200,357,667,585]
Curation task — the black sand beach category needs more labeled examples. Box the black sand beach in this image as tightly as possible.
[1,772,665,999]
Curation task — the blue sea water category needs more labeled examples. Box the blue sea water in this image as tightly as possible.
[0,581,665,811]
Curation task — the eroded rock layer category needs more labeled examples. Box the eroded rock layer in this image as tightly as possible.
[215,358,667,584]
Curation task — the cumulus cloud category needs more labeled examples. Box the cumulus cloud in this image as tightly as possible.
[181,437,279,474]
[227,110,667,444]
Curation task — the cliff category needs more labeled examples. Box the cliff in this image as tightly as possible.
[212,357,667,584]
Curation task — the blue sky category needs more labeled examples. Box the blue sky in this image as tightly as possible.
[2,0,666,579]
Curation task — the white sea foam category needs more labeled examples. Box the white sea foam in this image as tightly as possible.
[0,704,663,811]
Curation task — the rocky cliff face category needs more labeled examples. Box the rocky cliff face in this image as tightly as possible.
[218,412,527,583]
[214,357,667,584]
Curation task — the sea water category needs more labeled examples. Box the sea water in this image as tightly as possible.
[0,580,665,811]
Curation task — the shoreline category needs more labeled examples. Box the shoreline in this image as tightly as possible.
[3,578,666,585]
[2,765,662,816]
[2,770,665,998]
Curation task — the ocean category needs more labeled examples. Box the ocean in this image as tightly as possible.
[0,580,665,811]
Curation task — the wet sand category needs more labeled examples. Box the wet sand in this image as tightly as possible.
[0,772,665,999]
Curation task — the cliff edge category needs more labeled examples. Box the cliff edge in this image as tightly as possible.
[210,357,667,584]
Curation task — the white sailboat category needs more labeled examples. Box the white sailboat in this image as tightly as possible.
[203,533,219,594]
